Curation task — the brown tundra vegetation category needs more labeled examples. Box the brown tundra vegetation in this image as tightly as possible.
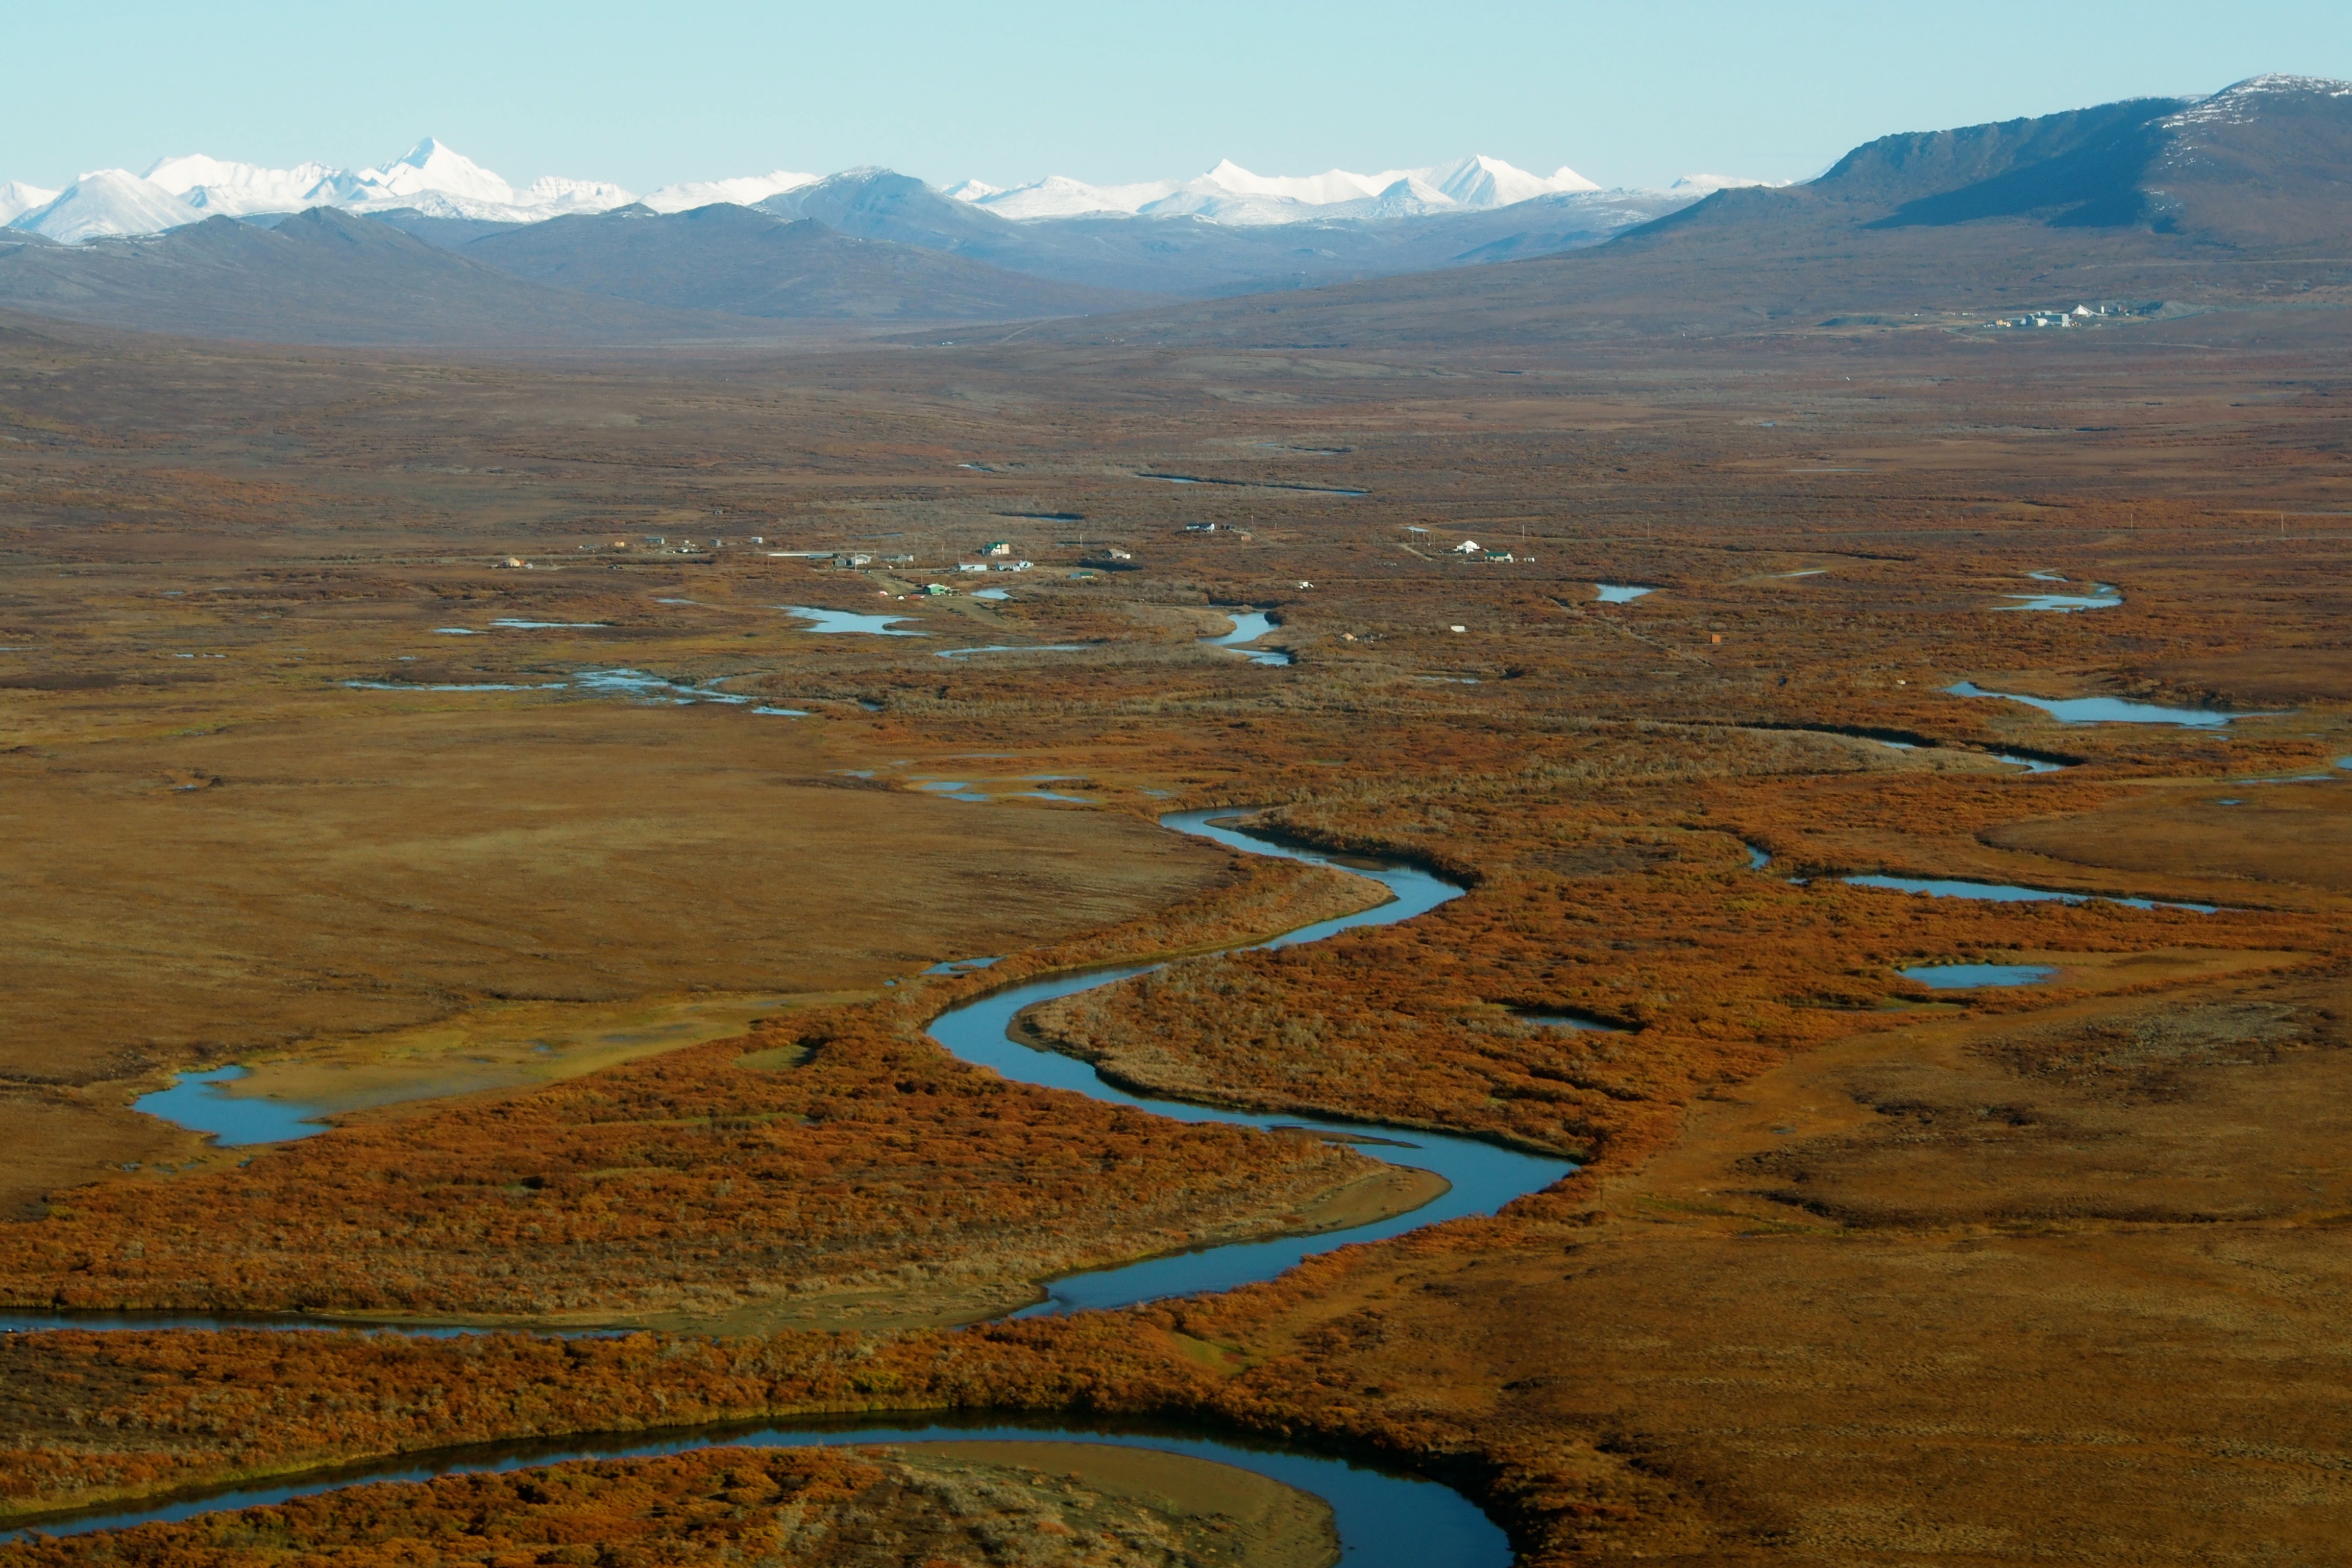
[4,259,2352,1565]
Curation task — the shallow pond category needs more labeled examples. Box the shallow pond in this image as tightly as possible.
[1945,680,2250,727]
[1900,963,2056,989]
[784,606,928,635]
[16,1417,1508,1566]
[1203,610,1292,666]
[1594,584,1654,603]
[129,1067,328,1146]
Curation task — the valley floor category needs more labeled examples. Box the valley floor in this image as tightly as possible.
[3,307,2350,1561]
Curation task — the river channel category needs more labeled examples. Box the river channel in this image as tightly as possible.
[15,1415,1510,1565]
[5,811,1558,1561]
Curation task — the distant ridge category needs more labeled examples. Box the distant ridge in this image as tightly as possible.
[3,139,1726,245]
[461,203,1161,321]
[0,208,742,346]
[1002,75,2352,350]
[3,77,2341,347]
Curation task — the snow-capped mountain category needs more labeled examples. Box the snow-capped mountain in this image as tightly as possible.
[311,140,635,221]
[148,154,340,216]
[5,139,642,242]
[13,170,202,245]
[0,181,61,226]
[957,155,1606,223]
[3,137,1775,246]
[1427,154,1602,205]
[642,170,818,214]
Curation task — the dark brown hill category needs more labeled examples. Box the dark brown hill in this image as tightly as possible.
[0,207,738,346]
[460,201,1160,319]
[1012,75,2352,351]
[748,168,1684,298]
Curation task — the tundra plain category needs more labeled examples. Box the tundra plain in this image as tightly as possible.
[3,302,2351,1563]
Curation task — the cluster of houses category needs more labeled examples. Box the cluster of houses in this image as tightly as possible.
[956,541,1033,572]
[1450,538,1520,563]
[1987,303,2128,330]
[573,533,764,557]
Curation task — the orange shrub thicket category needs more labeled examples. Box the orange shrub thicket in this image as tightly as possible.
[0,857,1396,1322]
[0,1444,1235,1568]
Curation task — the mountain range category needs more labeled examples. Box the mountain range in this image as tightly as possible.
[0,75,2342,348]
[1008,73,2352,351]
[1,141,1746,245]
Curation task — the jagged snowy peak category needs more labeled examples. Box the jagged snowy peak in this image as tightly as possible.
[344,138,519,208]
[1424,154,1599,205]
[146,154,342,218]
[1195,158,1411,205]
[1345,176,1464,220]
[0,181,61,225]
[960,154,1604,222]
[521,175,639,213]
[10,170,202,244]
[642,170,817,214]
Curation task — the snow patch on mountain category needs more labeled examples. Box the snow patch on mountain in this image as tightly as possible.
[1667,173,1784,193]
[2165,72,2352,129]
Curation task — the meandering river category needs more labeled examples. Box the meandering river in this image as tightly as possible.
[6,810,1557,1562]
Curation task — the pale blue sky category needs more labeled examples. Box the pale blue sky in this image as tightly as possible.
[9,1,2349,192]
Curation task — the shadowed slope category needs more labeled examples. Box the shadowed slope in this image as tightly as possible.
[0,208,757,346]
[464,201,1163,320]
[1007,76,2352,350]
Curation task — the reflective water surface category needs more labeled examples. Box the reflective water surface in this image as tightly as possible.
[1945,680,2252,727]
[1900,963,2056,989]
[18,1418,1509,1566]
